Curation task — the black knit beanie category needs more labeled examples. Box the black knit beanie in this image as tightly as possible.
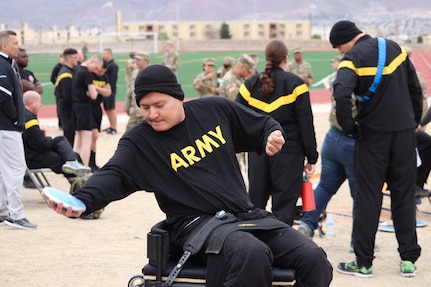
[329,20,362,48]
[134,64,184,105]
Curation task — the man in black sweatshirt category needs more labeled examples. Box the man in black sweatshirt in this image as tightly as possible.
[44,64,333,287]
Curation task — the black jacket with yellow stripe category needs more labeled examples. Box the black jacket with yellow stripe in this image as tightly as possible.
[236,66,318,164]
[333,35,422,134]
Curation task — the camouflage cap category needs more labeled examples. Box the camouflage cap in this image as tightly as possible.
[237,54,255,72]
[223,56,235,66]
[291,47,303,54]
[134,52,150,60]
[204,58,216,66]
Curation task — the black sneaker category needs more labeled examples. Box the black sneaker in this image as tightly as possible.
[416,186,431,198]
[4,218,37,229]
[338,260,373,278]
[23,175,37,189]
[106,128,117,135]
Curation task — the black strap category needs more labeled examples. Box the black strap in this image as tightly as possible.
[163,210,236,287]
[206,217,288,254]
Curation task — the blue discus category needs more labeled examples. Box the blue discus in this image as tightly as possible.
[42,187,86,212]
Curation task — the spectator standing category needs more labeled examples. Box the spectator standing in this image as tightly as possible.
[102,48,119,135]
[50,52,64,130]
[16,48,43,94]
[330,20,422,278]
[0,30,36,229]
[285,47,313,87]
[162,40,180,75]
[217,56,235,79]
[193,58,218,97]
[72,55,103,167]
[82,42,89,61]
[236,40,318,226]
[55,48,79,147]
[89,60,112,172]
[124,52,149,130]
[298,56,358,250]
[219,54,256,187]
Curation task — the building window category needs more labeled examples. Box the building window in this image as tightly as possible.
[173,25,177,30]
[244,31,250,37]
[258,24,264,29]
[190,32,196,38]
[244,24,250,29]
[279,24,285,29]
[297,31,302,37]
[258,31,264,37]
[279,31,285,36]
[123,26,129,32]
[296,23,302,29]
[173,32,177,37]
[190,25,195,30]
[139,25,145,32]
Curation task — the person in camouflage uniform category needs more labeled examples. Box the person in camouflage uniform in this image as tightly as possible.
[217,56,235,79]
[125,51,137,89]
[219,54,256,188]
[123,51,138,113]
[193,58,218,97]
[162,41,180,75]
[219,54,255,100]
[124,52,150,130]
[286,47,314,86]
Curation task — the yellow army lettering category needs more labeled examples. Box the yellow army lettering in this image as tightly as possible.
[170,125,227,171]
[92,80,106,87]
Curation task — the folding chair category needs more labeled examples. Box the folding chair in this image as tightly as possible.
[25,167,53,194]
[128,220,296,287]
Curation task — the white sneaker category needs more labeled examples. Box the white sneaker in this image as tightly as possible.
[62,160,91,176]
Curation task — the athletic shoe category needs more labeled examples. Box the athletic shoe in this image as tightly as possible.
[297,223,313,238]
[415,186,431,198]
[350,244,380,253]
[23,175,37,189]
[4,218,37,230]
[62,160,91,176]
[400,260,416,277]
[337,260,373,278]
[0,216,11,226]
[106,128,117,135]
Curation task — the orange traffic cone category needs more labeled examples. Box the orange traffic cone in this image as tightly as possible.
[301,176,316,211]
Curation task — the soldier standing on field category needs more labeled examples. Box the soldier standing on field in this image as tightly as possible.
[286,47,314,87]
[162,41,180,76]
[193,58,218,97]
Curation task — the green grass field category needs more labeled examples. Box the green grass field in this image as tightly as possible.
[28,50,339,106]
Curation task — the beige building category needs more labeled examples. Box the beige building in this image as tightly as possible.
[119,18,311,41]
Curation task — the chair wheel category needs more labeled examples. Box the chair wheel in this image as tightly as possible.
[128,275,144,287]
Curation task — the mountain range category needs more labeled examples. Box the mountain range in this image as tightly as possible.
[2,0,431,32]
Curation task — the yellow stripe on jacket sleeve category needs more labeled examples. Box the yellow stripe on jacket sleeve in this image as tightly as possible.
[25,119,39,130]
[239,83,309,113]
